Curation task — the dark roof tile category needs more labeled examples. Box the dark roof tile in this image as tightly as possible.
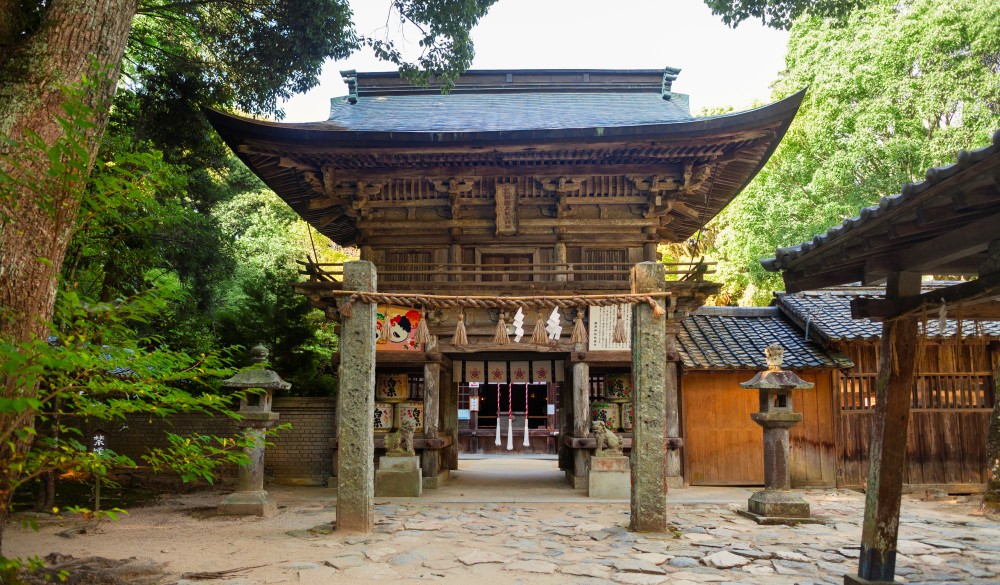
[678,306,853,370]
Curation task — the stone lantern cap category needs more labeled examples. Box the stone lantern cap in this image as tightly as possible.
[740,343,814,390]
[221,345,292,391]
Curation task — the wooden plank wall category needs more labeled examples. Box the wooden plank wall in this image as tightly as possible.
[834,340,995,491]
[682,371,836,486]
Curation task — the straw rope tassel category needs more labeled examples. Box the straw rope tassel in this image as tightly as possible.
[495,385,501,446]
[414,308,432,345]
[571,308,588,344]
[522,384,530,447]
[531,310,548,344]
[506,383,514,450]
[493,311,510,345]
[451,308,468,347]
[611,304,628,344]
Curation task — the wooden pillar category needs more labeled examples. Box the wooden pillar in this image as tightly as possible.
[422,360,442,485]
[847,271,921,584]
[559,361,573,471]
[441,365,458,470]
[571,361,590,488]
[630,261,668,532]
[664,322,683,487]
[336,261,377,532]
[555,241,568,282]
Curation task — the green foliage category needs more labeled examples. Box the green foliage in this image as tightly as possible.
[704,0,865,29]
[711,0,1000,305]
[211,189,353,395]
[366,1,499,89]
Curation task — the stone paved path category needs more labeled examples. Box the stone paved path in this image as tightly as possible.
[8,460,1000,584]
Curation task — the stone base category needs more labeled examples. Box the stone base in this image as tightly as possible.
[843,574,897,585]
[588,456,630,499]
[375,456,423,497]
[737,489,824,525]
[565,470,588,490]
[666,475,684,489]
[422,468,450,489]
[217,490,277,517]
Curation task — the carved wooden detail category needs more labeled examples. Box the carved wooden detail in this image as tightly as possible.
[431,177,478,219]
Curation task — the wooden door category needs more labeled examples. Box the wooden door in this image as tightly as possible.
[481,253,532,282]
[683,372,764,485]
[683,371,837,486]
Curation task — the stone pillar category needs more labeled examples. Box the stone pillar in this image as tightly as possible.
[422,360,443,487]
[238,427,267,492]
[571,361,590,488]
[848,272,921,584]
[336,261,377,533]
[630,262,668,532]
[664,322,683,488]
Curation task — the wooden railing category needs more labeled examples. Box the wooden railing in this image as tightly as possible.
[838,371,994,411]
[296,260,715,287]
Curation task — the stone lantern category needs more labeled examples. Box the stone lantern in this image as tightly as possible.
[218,345,290,516]
[738,343,817,525]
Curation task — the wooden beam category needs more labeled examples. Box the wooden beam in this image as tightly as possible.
[783,265,866,294]
[862,211,1000,282]
[851,270,1000,320]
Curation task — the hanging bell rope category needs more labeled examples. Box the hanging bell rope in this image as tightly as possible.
[336,291,671,318]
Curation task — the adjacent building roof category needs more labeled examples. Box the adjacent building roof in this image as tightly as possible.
[761,130,1000,293]
[775,285,1000,342]
[678,306,853,370]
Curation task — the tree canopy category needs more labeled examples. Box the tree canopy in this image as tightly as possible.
[704,0,866,29]
[709,0,1000,304]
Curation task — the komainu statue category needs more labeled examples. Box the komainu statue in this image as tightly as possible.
[385,417,416,457]
[592,420,623,457]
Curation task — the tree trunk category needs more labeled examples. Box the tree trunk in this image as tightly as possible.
[0,0,138,554]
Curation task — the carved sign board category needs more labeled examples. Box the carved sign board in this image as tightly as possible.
[495,183,518,236]
[589,305,633,350]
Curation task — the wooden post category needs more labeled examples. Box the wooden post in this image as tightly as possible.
[442,365,458,470]
[847,271,921,584]
[555,241,568,282]
[664,321,683,487]
[336,261,377,532]
[571,361,590,488]
[422,361,442,486]
[631,261,668,532]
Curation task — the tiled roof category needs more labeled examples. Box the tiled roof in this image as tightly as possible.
[324,92,693,132]
[775,285,1000,342]
[762,130,1000,273]
[678,306,853,370]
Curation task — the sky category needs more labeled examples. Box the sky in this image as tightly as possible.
[280,0,790,123]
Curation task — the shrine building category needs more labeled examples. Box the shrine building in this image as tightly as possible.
[206,68,806,491]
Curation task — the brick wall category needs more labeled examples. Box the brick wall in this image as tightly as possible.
[100,397,336,484]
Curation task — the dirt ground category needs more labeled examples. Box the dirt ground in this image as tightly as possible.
[7,459,1000,585]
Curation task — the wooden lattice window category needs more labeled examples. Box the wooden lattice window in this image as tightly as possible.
[583,248,628,281]
[383,250,432,282]
[480,253,533,282]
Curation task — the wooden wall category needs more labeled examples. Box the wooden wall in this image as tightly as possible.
[834,340,995,490]
[681,370,837,487]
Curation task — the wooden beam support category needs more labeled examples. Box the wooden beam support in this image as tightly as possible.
[850,271,921,584]
[851,270,1000,321]
[862,211,1000,282]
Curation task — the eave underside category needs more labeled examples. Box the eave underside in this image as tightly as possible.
[207,93,802,247]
